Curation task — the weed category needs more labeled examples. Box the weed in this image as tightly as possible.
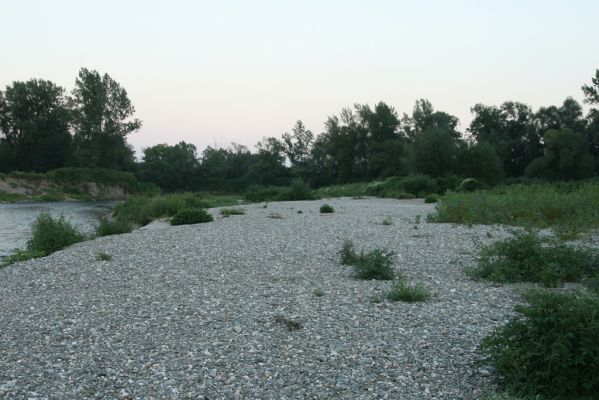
[297,210,303,214]
[27,213,86,255]
[480,290,599,399]
[267,212,283,219]
[171,208,213,225]
[220,208,245,217]
[95,252,112,261]
[274,315,303,331]
[313,288,325,297]
[386,280,431,302]
[470,231,599,287]
[382,216,393,226]
[424,194,438,203]
[320,204,335,213]
[340,240,395,280]
[96,217,132,236]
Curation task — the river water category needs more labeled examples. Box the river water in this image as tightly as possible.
[0,201,114,258]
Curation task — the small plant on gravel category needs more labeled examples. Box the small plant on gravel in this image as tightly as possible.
[171,208,213,225]
[274,315,303,331]
[313,288,325,297]
[220,208,245,217]
[320,204,335,213]
[95,252,112,261]
[480,289,599,399]
[267,212,283,219]
[381,216,393,225]
[297,210,303,214]
[386,280,431,302]
[340,240,395,280]
[96,217,132,237]
[470,230,599,287]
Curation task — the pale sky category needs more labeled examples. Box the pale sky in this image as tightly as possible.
[1,0,598,155]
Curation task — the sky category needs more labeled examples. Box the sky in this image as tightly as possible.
[1,0,599,156]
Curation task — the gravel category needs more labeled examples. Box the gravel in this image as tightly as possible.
[0,198,525,399]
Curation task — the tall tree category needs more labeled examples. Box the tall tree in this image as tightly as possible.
[70,68,141,170]
[0,79,71,172]
[138,142,199,192]
[582,69,599,105]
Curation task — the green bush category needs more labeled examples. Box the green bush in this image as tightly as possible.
[340,240,395,280]
[424,194,438,203]
[401,175,438,196]
[96,217,132,236]
[429,180,599,233]
[278,178,314,201]
[171,208,213,225]
[387,280,431,302]
[26,213,86,255]
[457,178,485,192]
[95,252,112,261]
[244,185,288,202]
[1,249,45,267]
[470,231,599,287]
[481,290,599,399]
[320,204,335,213]
[220,208,245,216]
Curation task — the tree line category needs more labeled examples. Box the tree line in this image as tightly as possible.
[2,69,599,192]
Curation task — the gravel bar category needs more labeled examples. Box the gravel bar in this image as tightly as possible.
[0,198,523,399]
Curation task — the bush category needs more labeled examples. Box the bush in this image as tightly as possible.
[220,208,245,217]
[171,208,213,225]
[387,280,431,302]
[481,290,599,399]
[471,231,599,287]
[320,204,335,213]
[340,240,395,280]
[457,178,485,192]
[27,213,86,255]
[278,178,314,201]
[429,180,599,234]
[96,217,132,236]
[424,194,438,203]
[244,185,288,202]
[401,175,438,196]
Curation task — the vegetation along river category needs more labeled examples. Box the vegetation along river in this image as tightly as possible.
[0,201,114,259]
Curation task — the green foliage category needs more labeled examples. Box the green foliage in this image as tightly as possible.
[457,142,504,184]
[470,231,599,287]
[27,213,86,256]
[312,288,325,297]
[401,175,438,196]
[96,217,132,236]
[381,216,393,225]
[430,181,599,233]
[220,208,245,216]
[138,142,199,192]
[320,204,335,213]
[312,182,368,198]
[244,185,288,202]
[386,280,431,302]
[481,290,599,399]
[278,178,314,200]
[340,240,395,280]
[457,178,485,192]
[171,208,213,225]
[114,193,238,226]
[95,252,112,261]
[424,194,438,203]
[1,249,45,267]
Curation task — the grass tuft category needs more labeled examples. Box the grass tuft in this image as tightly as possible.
[95,252,112,261]
[386,280,431,302]
[220,208,246,217]
[171,208,213,225]
[340,240,395,280]
[320,204,335,213]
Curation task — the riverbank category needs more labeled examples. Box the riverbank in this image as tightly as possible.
[0,198,525,399]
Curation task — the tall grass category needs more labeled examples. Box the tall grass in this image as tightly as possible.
[430,180,599,233]
[113,192,241,226]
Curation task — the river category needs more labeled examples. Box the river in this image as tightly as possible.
[0,201,114,259]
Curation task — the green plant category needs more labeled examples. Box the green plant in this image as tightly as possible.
[481,290,599,399]
[278,178,314,201]
[320,204,335,213]
[171,208,213,225]
[386,280,431,302]
[470,231,599,287]
[26,213,86,256]
[381,216,393,225]
[297,210,303,214]
[340,240,395,280]
[401,175,438,196]
[95,252,112,261]
[1,249,45,267]
[274,315,303,331]
[220,208,245,217]
[457,178,485,192]
[313,288,325,297]
[424,194,438,203]
[96,217,132,236]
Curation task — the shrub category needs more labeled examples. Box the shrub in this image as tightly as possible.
[244,185,288,202]
[457,178,485,192]
[471,231,599,287]
[320,204,335,213]
[1,249,45,267]
[401,175,438,196]
[481,290,599,399]
[27,213,86,256]
[340,240,395,280]
[387,280,431,302]
[220,208,245,217]
[424,194,438,203]
[96,217,132,236]
[171,208,213,225]
[382,217,393,225]
[95,252,112,261]
[278,178,314,201]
